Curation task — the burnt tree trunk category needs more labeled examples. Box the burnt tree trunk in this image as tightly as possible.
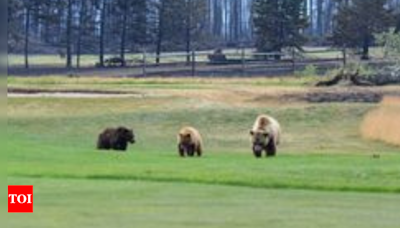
[361,35,370,60]
[66,0,73,68]
[185,0,192,64]
[24,6,31,69]
[99,0,107,67]
[76,0,86,68]
[395,16,400,33]
[316,69,374,87]
[155,0,165,65]
[120,1,128,66]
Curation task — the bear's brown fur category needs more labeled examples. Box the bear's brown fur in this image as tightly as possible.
[250,115,281,158]
[97,127,135,151]
[177,126,203,157]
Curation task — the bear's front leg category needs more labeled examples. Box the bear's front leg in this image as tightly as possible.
[119,143,127,151]
[266,138,276,157]
[178,144,185,157]
[187,144,195,157]
[253,144,263,158]
[114,142,127,151]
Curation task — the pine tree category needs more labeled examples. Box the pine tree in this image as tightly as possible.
[396,13,400,33]
[333,0,394,60]
[252,0,308,56]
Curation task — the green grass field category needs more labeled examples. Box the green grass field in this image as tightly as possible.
[7,78,400,227]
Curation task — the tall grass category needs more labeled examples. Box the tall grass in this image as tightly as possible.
[361,96,400,147]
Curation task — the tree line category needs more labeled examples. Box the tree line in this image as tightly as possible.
[8,0,209,68]
[8,0,400,68]
[253,0,400,60]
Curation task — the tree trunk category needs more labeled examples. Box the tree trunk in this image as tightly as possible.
[309,0,314,35]
[76,0,86,68]
[120,1,128,66]
[156,1,165,65]
[361,35,370,60]
[224,0,229,40]
[325,0,334,34]
[24,6,30,69]
[316,0,323,37]
[395,16,400,33]
[66,0,73,68]
[43,5,51,43]
[232,0,239,43]
[32,1,40,37]
[185,0,192,64]
[277,2,283,58]
[99,0,107,67]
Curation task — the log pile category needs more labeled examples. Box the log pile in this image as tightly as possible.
[367,65,400,86]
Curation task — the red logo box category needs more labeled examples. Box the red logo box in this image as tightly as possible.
[8,185,33,213]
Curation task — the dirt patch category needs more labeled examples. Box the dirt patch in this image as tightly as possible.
[8,87,141,95]
[7,88,144,98]
[303,89,382,103]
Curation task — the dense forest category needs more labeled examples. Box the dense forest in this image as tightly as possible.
[7,0,400,67]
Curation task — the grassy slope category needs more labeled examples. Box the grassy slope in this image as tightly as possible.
[6,177,400,228]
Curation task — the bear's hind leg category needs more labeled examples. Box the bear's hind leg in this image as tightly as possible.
[195,145,202,157]
[97,141,110,150]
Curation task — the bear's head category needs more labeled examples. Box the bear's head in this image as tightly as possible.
[250,130,270,151]
[179,132,192,144]
[178,132,195,153]
[116,127,135,144]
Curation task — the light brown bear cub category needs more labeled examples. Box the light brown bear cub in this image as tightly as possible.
[250,114,281,158]
[177,126,203,157]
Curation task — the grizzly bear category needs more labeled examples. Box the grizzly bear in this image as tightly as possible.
[250,115,281,158]
[177,126,203,157]
[97,127,135,151]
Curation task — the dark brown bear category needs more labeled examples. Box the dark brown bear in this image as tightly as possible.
[97,127,135,151]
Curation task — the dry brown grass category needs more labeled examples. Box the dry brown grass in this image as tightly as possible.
[361,96,400,146]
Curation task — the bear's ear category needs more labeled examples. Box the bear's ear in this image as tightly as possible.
[250,130,254,136]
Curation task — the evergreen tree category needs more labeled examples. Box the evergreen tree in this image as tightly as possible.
[333,0,394,60]
[396,13,400,33]
[252,0,308,56]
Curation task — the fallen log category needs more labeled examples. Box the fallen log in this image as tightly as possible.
[316,69,375,87]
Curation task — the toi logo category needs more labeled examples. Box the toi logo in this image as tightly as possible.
[8,185,33,213]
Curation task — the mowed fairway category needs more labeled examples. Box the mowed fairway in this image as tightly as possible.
[7,77,400,228]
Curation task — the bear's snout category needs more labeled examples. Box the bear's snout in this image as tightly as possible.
[253,144,263,152]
